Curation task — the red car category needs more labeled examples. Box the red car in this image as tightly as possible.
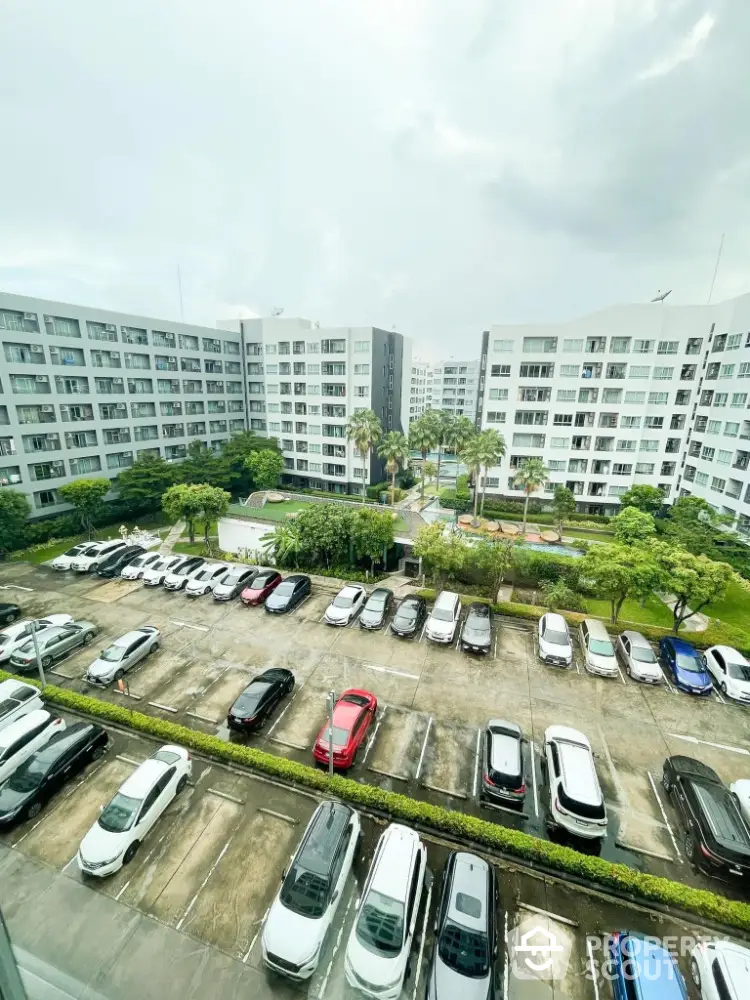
[240,570,282,606]
[313,689,377,771]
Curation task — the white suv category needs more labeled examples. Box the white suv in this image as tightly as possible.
[70,540,128,573]
[345,823,427,999]
[690,939,750,999]
[538,613,573,667]
[543,725,607,840]
[425,591,461,644]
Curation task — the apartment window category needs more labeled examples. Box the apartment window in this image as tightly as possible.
[553,414,573,426]
[624,391,646,404]
[560,365,579,377]
[680,364,697,380]
[731,393,747,408]
[321,339,347,354]
[647,392,669,405]
[91,349,122,369]
[119,326,147,346]
[562,339,583,353]
[578,388,598,404]
[486,411,506,423]
[205,359,223,374]
[55,376,89,395]
[352,386,367,398]
[633,340,654,354]
[179,334,200,351]
[350,340,369,353]
[1,308,40,332]
[134,425,158,441]
[686,338,703,355]
[106,451,133,469]
[151,330,175,349]
[695,472,709,486]
[612,463,632,476]
[203,337,222,354]
[488,388,509,400]
[602,389,622,404]
[644,416,664,429]
[493,339,513,352]
[550,437,569,449]
[353,364,369,375]
[11,374,49,394]
[706,362,721,380]
[490,365,511,377]
[209,420,228,434]
[124,352,150,371]
[675,390,691,405]
[29,460,66,481]
[206,380,225,394]
[181,357,201,373]
[702,446,715,460]
[158,379,180,394]
[628,365,650,379]
[154,355,177,372]
[727,333,742,350]
[94,377,125,394]
[207,400,226,414]
[717,450,732,465]
[223,339,240,355]
[610,337,631,354]
[739,363,750,378]
[160,401,183,416]
[712,334,727,353]
[653,367,673,380]
[714,393,728,407]
[720,364,735,378]
[657,341,678,354]
[724,422,739,437]
[708,420,722,434]
[519,363,554,378]
[556,389,576,402]
[308,384,321,395]
[515,410,547,426]
[617,440,636,452]
[621,416,641,428]
[182,380,202,394]
[522,336,557,354]
[639,440,658,452]
[635,463,655,474]
[700,390,714,406]
[711,477,726,492]
[606,364,627,379]
[519,387,551,402]
[608,486,628,497]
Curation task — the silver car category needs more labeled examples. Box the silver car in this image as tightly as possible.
[213,566,258,601]
[0,615,73,664]
[84,626,161,686]
[615,630,663,684]
[9,621,97,673]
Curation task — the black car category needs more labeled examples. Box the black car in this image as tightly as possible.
[359,587,394,630]
[461,602,492,654]
[0,722,108,828]
[227,668,295,731]
[662,755,750,880]
[0,603,21,627]
[265,574,311,614]
[96,544,146,578]
[390,594,427,638]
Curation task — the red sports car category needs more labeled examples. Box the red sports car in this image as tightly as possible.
[313,689,377,770]
[240,570,282,606]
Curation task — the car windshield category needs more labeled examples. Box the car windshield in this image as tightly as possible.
[7,758,47,792]
[728,661,750,681]
[275,582,294,597]
[333,594,354,608]
[320,725,350,748]
[356,891,404,955]
[149,559,167,572]
[98,792,140,833]
[223,570,245,585]
[432,606,455,622]
[100,645,126,663]
[632,645,657,664]
[397,605,416,620]
[279,867,328,918]
[367,594,387,610]
[0,631,13,644]
[234,684,270,713]
[129,555,148,568]
[250,576,270,589]
[676,652,703,672]
[589,638,614,657]
[545,629,569,646]
[194,568,215,582]
[438,922,490,978]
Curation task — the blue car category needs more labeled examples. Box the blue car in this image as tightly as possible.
[608,932,687,1000]
[658,636,713,695]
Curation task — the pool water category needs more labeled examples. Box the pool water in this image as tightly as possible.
[520,541,582,558]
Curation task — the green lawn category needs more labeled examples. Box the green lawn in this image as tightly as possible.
[705,578,750,629]
[562,527,615,543]
[228,501,411,535]
[584,594,673,629]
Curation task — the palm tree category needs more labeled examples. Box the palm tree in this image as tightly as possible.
[444,415,476,486]
[459,435,485,521]
[261,519,302,567]
[513,457,550,533]
[378,431,409,504]
[408,413,440,501]
[434,412,454,494]
[346,409,383,500]
[477,429,506,516]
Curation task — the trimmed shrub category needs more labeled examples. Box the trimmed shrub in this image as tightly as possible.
[439,489,472,512]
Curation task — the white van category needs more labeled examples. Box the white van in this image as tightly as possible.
[0,710,66,785]
[0,679,45,734]
[543,725,607,839]
[578,619,619,677]
[425,591,461,644]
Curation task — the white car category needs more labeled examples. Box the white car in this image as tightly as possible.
[730,779,750,827]
[84,626,161,687]
[538,612,573,667]
[0,710,66,785]
[703,645,750,704]
[141,554,185,587]
[345,823,427,999]
[70,539,128,573]
[262,802,360,979]
[77,744,191,876]
[185,564,231,597]
[690,939,750,999]
[51,542,103,571]
[543,725,607,840]
[120,551,162,580]
[324,584,367,626]
[615,630,664,684]
[0,615,74,664]
[425,591,461,643]
[163,557,206,591]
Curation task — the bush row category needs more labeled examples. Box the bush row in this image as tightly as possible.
[437,490,614,525]
[4,669,749,931]
[7,497,164,552]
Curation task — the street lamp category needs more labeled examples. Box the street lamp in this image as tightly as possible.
[28,621,47,689]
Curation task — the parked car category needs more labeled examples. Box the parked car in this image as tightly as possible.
[425,591,462,644]
[120,551,162,580]
[0,722,108,827]
[702,645,750,704]
[608,932,687,1000]
[51,542,103,572]
[427,851,496,1000]
[731,779,750,827]
[480,720,525,806]
[0,603,21,627]
[96,545,146,578]
[240,570,282,606]
[578,619,618,677]
[390,594,427,638]
[345,823,427,999]
[227,668,294,731]
[615,630,663,684]
[10,620,97,673]
[690,939,750,999]
[324,584,367,627]
[461,602,492,654]
[659,636,713,695]
[213,565,258,601]
[163,556,206,591]
[538,613,573,667]
[262,801,360,980]
[78,745,191,876]
[359,588,394,630]
[265,574,311,614]
[0,680,44,734]
[185,563,230,597]
[543,725,607,840]
[0,615,74,664]
[313,689,377,770]
[70,540,128,573]
[84,626,161,687]
[0,711,66,786]
[662,755,750,878]
[142,554,185,587]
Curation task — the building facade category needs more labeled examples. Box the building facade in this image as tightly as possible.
[408,359,431,422]
[477,294,750,533]
[424,358,480,421]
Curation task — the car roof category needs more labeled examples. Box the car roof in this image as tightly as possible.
[489,730,522,775]
[622,630,650,647]
[711,645,749,664]
[620,935,684,997]
[332,699,362,729]
[110,630,152,647]
[118,757,171,798]
[543,612,567,630]
[447,853,489,931]
[0,679,39,700]
[339,585,362,598]
[715,941,750,991]
[296,801,354,877]
[400,594,423,607]
[667,755,722,784]
[488,719,522,737]
[370,587,393,598]
[370,824,421,900]
[0,709,52,749]
[665,635,698,654]
[434,590,459,607]
[285,574,309,582]
[582,618,610,638]
[468,602,490,616]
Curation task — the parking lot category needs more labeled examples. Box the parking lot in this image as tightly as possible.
[2,560,750,900]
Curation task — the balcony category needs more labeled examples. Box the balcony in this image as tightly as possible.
[322,384,346,397]
[0,465,21,486]
[95,378,125,394]
[59,404,92,423]
[571,436,591,451]
[586,338,606,354]
[582,363,602,379]
[605,364,626,379]
[11,374,51,394]
[3,343,46,364]
[158,380,181,394]
[66,433,99,452]
[29,461,65,482]
[91,350,122,369]
[55,376,90,395]
[22,433,61,454]
[49,347,85,366]
[134,426,158,442]
[181,359,201,373]
[587,483,606,497]
[155,357,178,372]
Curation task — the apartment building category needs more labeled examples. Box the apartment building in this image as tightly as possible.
[0,291,246,516]
[477,293,750,531]
[408,359,431,422]
[424,358,480,422]
[218,316,408,494]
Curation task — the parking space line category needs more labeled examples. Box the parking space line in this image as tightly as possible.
[259,807,298,825]
[291,593,311,614]
[519,902,578,927]
[185,710,218,725]
[647,771,682,862]
[242,901,272,963]
[115,879,132,901]
[368,765,408,782]
[667,732,750,756]
[493,634,498,658]
[419,621,427,642]
[616,663,626,686]
[362,662,419,680]
[530,742,539,820]
[661,671,676,695]
[361,706,386,765]
[482,800,528,819]
[410,878,432,1000]
[168,619,209,632]
[422,781,468,800]
[314,892,356,998]
[503,909,509,1000]
[269,736,309,751]
[147,701,179,713]
[115,754,143,767]
[113,689,143,701]
[713,685,726,705]
[587,937,601,1000]
[472,728,482,799]
[266,684,302,737]
[175,835,235,930]
[414,717,433,783]
[207,787,245,805]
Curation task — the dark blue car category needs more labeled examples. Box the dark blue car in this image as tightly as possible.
[658,636,713,695]
[608,932,687,1000]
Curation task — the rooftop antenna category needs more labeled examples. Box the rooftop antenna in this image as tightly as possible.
[651,289,672,303]
[271,306,284,317]
[707,233,725,304]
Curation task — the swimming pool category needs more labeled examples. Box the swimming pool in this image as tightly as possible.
[520,541,582,558]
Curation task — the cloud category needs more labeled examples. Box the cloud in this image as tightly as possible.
[638,11,715,80]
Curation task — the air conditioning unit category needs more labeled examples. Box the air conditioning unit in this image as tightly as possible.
[24,312,37,321]
[60,404,69,411]
[30,344,43,353]
[113,378,123,384]
[9,475,21,484]
[35,375,48,382]
[168,356,176,363]
[41,406,53,413]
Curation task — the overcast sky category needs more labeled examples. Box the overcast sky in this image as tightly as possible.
[1,0,748,358]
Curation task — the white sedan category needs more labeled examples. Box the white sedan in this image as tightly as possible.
[324,584,367,626]
[121,551,162,580]
[185,564,231,597]
[0,616,73,664]
[703,645,750,704]
[51,542,102,572]
[141,555,184,587]
[78,744,191,876]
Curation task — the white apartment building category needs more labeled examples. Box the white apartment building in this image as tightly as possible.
[425,358,480,423]
[477,293,750,533]
[408,359,430,422]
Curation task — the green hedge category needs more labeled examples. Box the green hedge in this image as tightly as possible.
[4,669,749,931]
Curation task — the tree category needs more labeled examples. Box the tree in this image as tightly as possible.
[551,485,576,532]
[618,485,665,516]
[351,508,395,574]
[444,416,476,487]
[197,484,231,545]
[246,450,285,491]
[512,457,549,533]
[222,432,281,495]
[177,440,229,488]
[378,431,409,503]
[116,454,177,505]
[0,488,31,556]
[473,537,516,600]
[424,461,438,487]
[664,496,732,557]
[409,413,440,501]
[459,435,485,522]
[650,542,734,633]
[345,409,383,500]
[582,543,663,624]
[58,478,111,539]
[433,412,454,494]
[477,428,506,516]
[613,506,656,546]
[161,483,206,544]
[296,504,353,568]
[413,523,467,589]
[262,520,303,567]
